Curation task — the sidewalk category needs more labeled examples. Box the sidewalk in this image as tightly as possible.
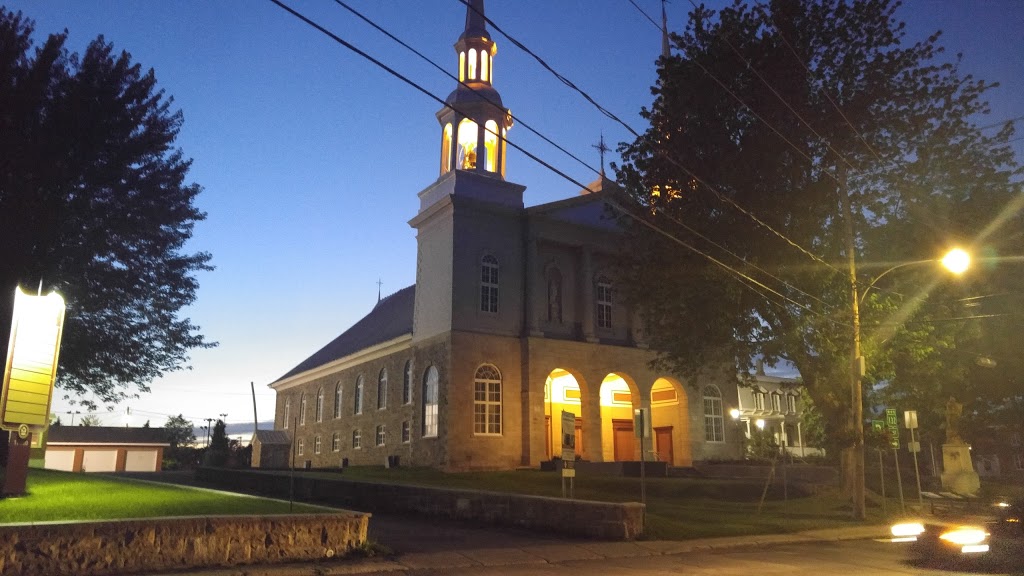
[147,522,893,576]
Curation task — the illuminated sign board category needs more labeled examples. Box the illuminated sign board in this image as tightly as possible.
[1,287,66,438]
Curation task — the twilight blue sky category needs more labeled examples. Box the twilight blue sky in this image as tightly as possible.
[5,1,1021,431]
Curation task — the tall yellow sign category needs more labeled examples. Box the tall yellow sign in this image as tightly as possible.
[1,287,66,439]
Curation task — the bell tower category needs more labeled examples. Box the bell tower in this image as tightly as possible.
[437,0,512,179]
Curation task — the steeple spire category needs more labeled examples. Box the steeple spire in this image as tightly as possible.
[461,0,488,41]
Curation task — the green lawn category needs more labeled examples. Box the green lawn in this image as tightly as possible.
[0,468,326,523]
[302,466,890,540]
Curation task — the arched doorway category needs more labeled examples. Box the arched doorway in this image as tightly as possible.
[543,369,587,460]
[598,373,640,461]
[650,377,692,466]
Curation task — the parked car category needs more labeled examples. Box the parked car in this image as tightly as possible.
[891,499,1024,569]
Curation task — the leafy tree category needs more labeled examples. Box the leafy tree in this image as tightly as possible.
[143,420,150,428]
[204,419,228,466]
[164,414,195,447]
[78,414,102,427]
[616,0,1020,478]
[0,9,213,411]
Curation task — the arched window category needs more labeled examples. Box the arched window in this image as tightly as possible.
[315,388,324,422]
[473,364,502,435]
[596,276,613,328]
[376,424,386,447]
[457,118,478,170]
[422,366,439,438]
[283,398,291,428]
[753,388,766,411]
[441,123,452,174]
[459,51,465,82]
[771,392,782,413]
[377,368,388,410]
[484,120,498,172]
[334,382,342,419]
[403,359,413,405]
[299,394,307,426]
[480,254,499,313]
[481,51,489,81]
[703,385,724,442]
[468,48,477,79]
[354,375,363,415]
[352,429,361,449]
[547,267,562,323]
[314,435,322,454]
[331,432,340,452]
[787,394,797,413]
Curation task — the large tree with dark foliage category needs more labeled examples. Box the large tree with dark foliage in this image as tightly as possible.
[0,9,213,409]
[616,0,1022,470]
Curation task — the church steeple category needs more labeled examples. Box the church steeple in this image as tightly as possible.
[437,0,512,180]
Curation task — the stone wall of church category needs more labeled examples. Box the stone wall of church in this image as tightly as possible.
[443,330,525,471]
[271,335,452,470]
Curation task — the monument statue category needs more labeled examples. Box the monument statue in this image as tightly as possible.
[945,396,963,444]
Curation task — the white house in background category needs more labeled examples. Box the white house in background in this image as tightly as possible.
[733,365,822,458]
[44,426,170,473]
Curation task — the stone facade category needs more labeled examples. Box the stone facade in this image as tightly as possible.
[0,513,368,576]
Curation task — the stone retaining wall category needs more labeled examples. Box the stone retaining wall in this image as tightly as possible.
[197,468,644,540]
[0,513,368,576]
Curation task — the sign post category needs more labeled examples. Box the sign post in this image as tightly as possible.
[560,410,576,499]
[634,408,648,507]
[886,408,905,513]
[1,287,66,496]
[905,410,924,509]
[872,420,887,517]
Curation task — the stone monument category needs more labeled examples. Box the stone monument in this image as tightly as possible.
[940,396,980,495]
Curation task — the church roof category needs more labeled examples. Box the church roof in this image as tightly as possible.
[273,285,416,383]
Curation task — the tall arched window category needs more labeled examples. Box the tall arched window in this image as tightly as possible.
[481,51,489,81]
[703,385,724,442]
[468,47,477,79]
[334,382,342,419]
[484,120,498,172]
[422,366,439,438]
[596,276,613,329]
[441,123,452,174]
[457,118,478,170]
[354,375,364,415]
[480,254,499,313]
[403,360,413,405]
[378,367,388,410]
[315,387,324,422]
[473,364,502,435]
[283,398,291,428]
[299,394,307,426]
[459,51,465,82]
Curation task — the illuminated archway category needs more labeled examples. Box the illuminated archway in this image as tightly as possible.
[543,368,589,460]
[598,373,640,462]
[650,377,692,466]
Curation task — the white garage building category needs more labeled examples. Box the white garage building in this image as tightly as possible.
[44,426,170,473]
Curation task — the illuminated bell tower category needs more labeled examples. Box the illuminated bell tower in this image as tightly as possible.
[437,0,512,179]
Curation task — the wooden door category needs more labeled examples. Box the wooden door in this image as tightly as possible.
[655,426,673,464]
[612,419,636,461]
[574,418,584,458]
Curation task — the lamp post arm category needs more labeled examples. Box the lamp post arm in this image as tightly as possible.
[858,259,935,305]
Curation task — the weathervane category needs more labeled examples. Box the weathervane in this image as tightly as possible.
[376,278,383,302]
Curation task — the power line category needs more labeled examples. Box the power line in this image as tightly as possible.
[626,0,661,29]
[267,0,841,319]
[978,114,1024,132]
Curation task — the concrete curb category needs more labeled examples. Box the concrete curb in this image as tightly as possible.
[146,525,894,576]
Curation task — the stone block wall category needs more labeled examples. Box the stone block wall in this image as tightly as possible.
[0,513,368,576]
[197,467,644,540]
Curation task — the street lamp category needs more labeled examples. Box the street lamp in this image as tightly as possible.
[847,247,970,520]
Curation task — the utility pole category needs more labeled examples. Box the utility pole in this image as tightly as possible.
[204,417,214,447]
[839,164,866,520]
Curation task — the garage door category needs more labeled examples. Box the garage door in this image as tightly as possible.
[124,449,157,472]
[81,449,117,473]
[44,449,76,472]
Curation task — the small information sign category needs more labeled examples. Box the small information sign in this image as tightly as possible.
[560,410,576,462]
[885,408,900,449]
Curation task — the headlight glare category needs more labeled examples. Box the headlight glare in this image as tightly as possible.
[891,522,925,537]
[939,527,987,546]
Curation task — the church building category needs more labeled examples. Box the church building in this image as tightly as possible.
[268,0,744,471]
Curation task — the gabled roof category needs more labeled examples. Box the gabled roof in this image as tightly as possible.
[252,429,291,445]
[47,426,170,445]
[273,285,416,383]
